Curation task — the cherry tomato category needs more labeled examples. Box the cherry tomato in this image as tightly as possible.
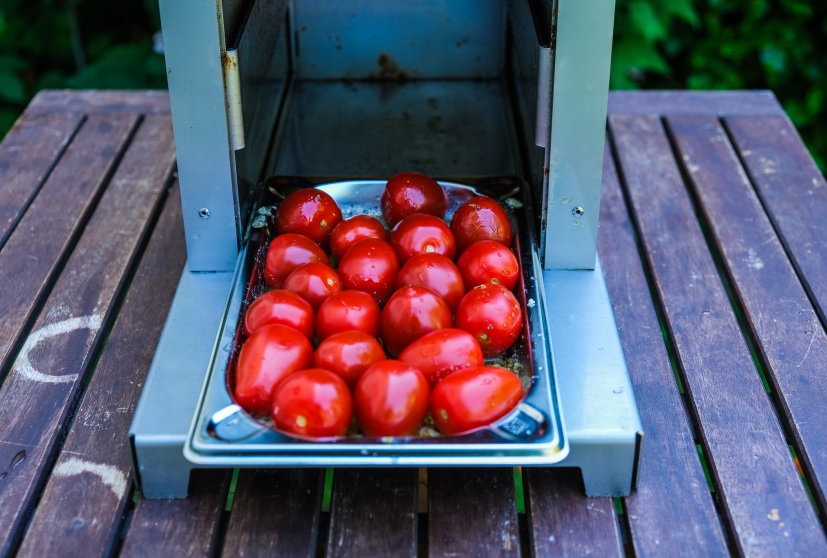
[395,253,465,313]
[264,233,328,288]
[316,290,381,341]
[381,172,448,227]
[450,196,512,253]
[276,188,342,247]
[354,360,430,437]
[398,328,484,387]
[271,368,352,438]
[330,215,388,261]
[282,262,342,311]
[380,285,453,356]
[456,240,520,291]
[337,238,399,304]
[313,330,387,388]
[455,283,523,358]
[244,289,314,339]
[389,214,456,264]
[429,366,523,435]
[234,324,313,415]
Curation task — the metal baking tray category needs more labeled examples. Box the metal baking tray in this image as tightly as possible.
[184,176,568,466]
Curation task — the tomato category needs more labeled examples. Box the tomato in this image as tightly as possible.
[450,196,512,253]
[389,214,456,264]
[313,330,387,388]
[282,262,342,311]
[456,240,520,291]
[398,328,484,387]
[354,360,430,437]
[271,368,352,438]
[244,289,314,339]
[330,215,388,261]
[234,324,313,415]
[395,253,465,313]
[429,366,523,435]
[381,172,448,227]
[264,233,329,288]
[316,290,381,341]
[276,188,342,247]
[455,283,523,358]
[337,238,399,304]
[380,285,453,356]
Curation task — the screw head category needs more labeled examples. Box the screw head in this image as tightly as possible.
[198,208,211,219]
[572,206,585,217]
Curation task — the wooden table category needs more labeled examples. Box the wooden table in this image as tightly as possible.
[1,90,826,556]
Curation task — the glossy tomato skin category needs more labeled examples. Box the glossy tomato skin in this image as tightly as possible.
[264,233,328,288]
[429,366,523,435]
[389,214,456,264]
[316,290,381,341]
[330,215,388,261]
[395,253,465,313]
[381,172,448,227]
[313,330,387,388]
[450,196,512,253]
[271,368,352,438]
[282,262,342,311]
[380,286,453,356]
[244,289,314,338]
[235,324,313,415]
[398,328,484,387]
[354,360,430,437]
[276,188,342,247]
[456,240,520,291]
[337,238,399,304]
[455,283,523,358]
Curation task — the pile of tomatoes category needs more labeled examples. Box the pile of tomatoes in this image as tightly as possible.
[233,172,526,439]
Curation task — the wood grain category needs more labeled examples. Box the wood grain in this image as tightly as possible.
[27,89,171,115]
[608,90,783,116]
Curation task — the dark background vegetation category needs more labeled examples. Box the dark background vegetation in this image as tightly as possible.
[1,0,825,168]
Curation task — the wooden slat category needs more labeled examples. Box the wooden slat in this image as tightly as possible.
[26,90,171,115]
[0,115,175,556]
[326,469,418,557]
[598,141,729,556]
[221,469,324,557]
[610,113,827,555]
[427,468,520,556]
[608,90,783,116]
[16,178,184,557]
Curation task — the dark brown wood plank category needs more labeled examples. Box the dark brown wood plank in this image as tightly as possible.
[221,469,324,557]
[26,90,170,115]
[16,178,184,557]
[597,141,729,556]
[0,111,83,248]
[608,90,783,116]
[0,115,175,556]
[326,469,418,557]
[427,468,519,557]
[610,113,827,554]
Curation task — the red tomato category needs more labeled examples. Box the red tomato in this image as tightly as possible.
[429,366,523,435]
[244,289,314,338]
[330,215,388,261]
[395,253,465,312]
[276,188,342,247]
[313,330,387,388]
[337,238,400,304]
[381,172,448,227]
[450,196,512,253]
[398,328,484,387]
[380,285,453,356]
[455,284,523,358]
[282,262,342,311]
[354,360,430,437]
[264,233,328,288]
[234,324,313,415]
[271,368,352,438]
[389,214,456,264]
[316,290,381,341]
[456,240,520,291]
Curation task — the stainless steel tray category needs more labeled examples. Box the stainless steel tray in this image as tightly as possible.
[184,177,568,466]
